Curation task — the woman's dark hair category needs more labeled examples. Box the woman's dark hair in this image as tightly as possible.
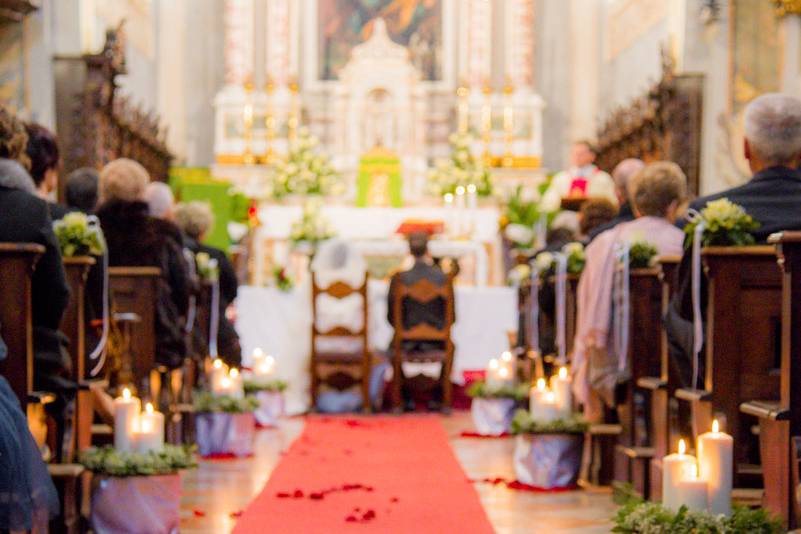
[24,123,60,187]
[579,198,618,235]
[65,167,100,213]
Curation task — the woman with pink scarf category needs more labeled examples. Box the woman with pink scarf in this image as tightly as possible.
[572,162,687,421]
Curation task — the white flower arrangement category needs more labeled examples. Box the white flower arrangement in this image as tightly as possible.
[53,212,106,257]
[507,264,532,286]
[533,251,555,274]
[427,133,494,197]
[195,252,219,282]
[289,200,336,250]
[267,128,344,200]
[504,223,535,248]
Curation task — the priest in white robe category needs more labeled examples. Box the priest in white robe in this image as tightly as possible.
[541,140,617,212]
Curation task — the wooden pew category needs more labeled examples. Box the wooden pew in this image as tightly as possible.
[635,256,681,501]
[614,267,664,498]
[676,247,781,489]
[741,232,801,527]
[108,267,160,399]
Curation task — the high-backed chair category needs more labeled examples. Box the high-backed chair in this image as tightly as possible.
[389,276,455,412]
[310,274,372,412]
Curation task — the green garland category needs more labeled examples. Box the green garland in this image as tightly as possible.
[79,444,196,477]
[612,483,784,533]
[684,198,760,249]
[511,409,589,435]
[243,379,289,394]
[467,381,529,401]
[193,391,260,413]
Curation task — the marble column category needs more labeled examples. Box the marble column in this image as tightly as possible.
[781,14,801,95]
[223,0,254,87]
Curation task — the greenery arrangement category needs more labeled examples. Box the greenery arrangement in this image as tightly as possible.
[271,266,294,292]
[500,185,555,251]
[79,444,196,477]
[243,379,289,395]
[53,212,106,257]
[532,242,586,278]
[628,240,659,269]
[268,128,343,199]
[467,380,530,401]
[193,391,260,414]
[427,132,493,197]
[684,198,760,249]
[289,200,336,249]
[511,409,589,435]
[612,483,785,533]
[195,251,219,282]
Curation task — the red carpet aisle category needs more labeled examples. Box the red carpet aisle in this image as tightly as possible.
[233,415,495,533]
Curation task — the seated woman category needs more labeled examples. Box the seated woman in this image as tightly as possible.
[96,159,191,370]
[174,201,241,367]
[573,161,687,421]
[310,239,386,412]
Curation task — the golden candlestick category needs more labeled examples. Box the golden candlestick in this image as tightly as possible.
[264,79,277,164]
[456,84,469,134]
[242,81,256,165]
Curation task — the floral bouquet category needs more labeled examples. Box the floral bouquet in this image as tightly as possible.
[268,128,343,200]
[507,264,532,287]
[684,198,760,248]
[427,132,494,197]
[270,265,294,292]
[467,382,529,437]
[53,211,105,257]
[194,391,259,458]
[195,252,219,282]
[628,239,659,269]
[289,200,336,252]
[532,242,585,279]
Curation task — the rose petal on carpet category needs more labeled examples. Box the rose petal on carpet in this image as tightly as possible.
[233,415,495,533]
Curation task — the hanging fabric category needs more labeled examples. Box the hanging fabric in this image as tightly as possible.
[554,253,568,364]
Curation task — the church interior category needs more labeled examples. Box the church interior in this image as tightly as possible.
[1,0,801,532]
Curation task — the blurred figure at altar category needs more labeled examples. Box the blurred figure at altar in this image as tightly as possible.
[174,201,241,367]
[573,161,686,421]
[541,140,617,213]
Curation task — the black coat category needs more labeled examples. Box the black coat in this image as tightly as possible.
[96,200,191,368]
[666,166,801,387]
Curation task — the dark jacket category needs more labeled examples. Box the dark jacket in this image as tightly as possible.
[587,202,634,242]
[387,259,454,352]
[96,200,191,368]
[666,166,801,387]
[48,202,73,222]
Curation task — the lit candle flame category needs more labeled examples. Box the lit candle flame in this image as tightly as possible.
[536,378,546,391]
[252,347,264,359]
[467,184,477,194]
[678,438,686,455]
[122,388,131,400]
[213,358,223,369]
[501,351,513,363]
[145,402,154,414]
[712,419,719,433]
[455,185,466,196]
[558,366,568,379]
[229,368,240,378]
[488,359,499,370]
[444,193,454,204]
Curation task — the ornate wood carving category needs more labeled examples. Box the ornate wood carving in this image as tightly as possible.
[56,23,172,188]
[0,0,38,22]
[596,52,704,196]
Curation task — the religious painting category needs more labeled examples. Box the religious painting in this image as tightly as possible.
[730,0,781,114]
[317,0,443,81]
[0,22,25,112]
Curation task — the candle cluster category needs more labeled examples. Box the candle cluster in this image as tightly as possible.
[443,184,478,237]
[112,388,165,453]
[247,347,277,386]
[528,367,572,423]
[209,358,244,398]
[485,351,515,388]
[662,420,733,515]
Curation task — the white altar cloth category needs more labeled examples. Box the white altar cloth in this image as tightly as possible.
[235,280,517,415]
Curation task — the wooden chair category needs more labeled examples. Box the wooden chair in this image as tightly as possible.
[108,266,160,398]
[389,276,455,412]
[676,247,782,490]
[635,255,681,501]
[310,274,372,412]
[614,267,664,498]
[741,232,801,527]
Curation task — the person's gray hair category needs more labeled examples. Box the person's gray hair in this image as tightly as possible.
[0,158,35,194]
[611,158,645,195]
[174,201,214,239]
[744,93,801,166]
[628,161,687,217]
[144,181,175,219]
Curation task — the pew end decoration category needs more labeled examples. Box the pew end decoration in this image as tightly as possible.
[244,349,287,428]
[684,198,760,248]
[53,212,106,257]
[467,362,528,436]
[79,444,196,534]
[195,251,219,282]
[628,240,659,269]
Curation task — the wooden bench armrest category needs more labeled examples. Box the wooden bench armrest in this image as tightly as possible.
[112,312,141,323]
[48,463,85,478]
[588,423,622,436]
[675,388,712,402]
[78,378,110,390]
[636,376,667,390]
[28,391,57,405]
[91,424,113,436]
[739,400,789,421]
[615,445,655,459]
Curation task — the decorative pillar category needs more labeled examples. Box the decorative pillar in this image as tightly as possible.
[775,2,801,95]
[465,0,493,89]
[505,0,535,90]
[266,0,298,155]
[223,0,255,88]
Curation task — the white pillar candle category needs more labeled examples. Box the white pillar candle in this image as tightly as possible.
[529,378,547,414]
[210,358,228,394]
[455,185,466,235]
[662,439,698,511]
[486,358,501,388]
[536,391,559,423]
[500,350,516,382]
[113,388,140,453]
[443,192,454,208]
[251,347,265,367]
[549,366,572,417]
[466,183,478,209]
[697,419,733,516]
[135,402,165,453]
[675,463,709,513]
[251,354,276,385]
[227,368,245,399]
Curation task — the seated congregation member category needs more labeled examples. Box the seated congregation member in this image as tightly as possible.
[387,232,454,411]
[25,122,71,220]
[96,158,191,369]
[666,92,801,388]
[64,167,100,213]
[586,158,645,242]
[578,198,618,243]
[573,162,686,421]
[174,201,241,366]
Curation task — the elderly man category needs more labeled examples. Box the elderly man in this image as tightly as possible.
[541,140,617,213]
[586,158,645,241]
[666,93,801,388]
[144,181,176,220]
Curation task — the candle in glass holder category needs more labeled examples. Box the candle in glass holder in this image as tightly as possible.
[113,388,140,452]
[662,439,697,511]
[550,366,572,417]
[675,463,709,513]
[528,378,548,414]
[697,419,733,516]
[135,402,164,453]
